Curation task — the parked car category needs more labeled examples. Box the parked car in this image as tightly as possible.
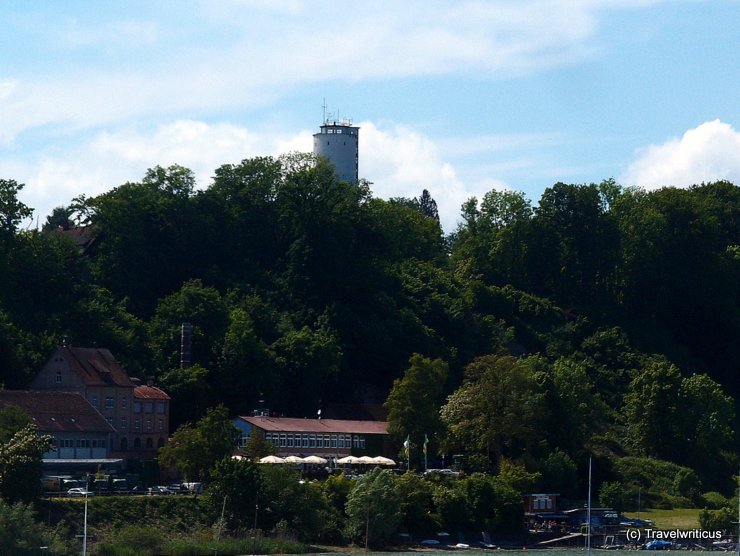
[67,487,92,497]
[153,485,173,495]
[166,484,188,494]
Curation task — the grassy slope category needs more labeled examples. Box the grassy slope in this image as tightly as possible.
[623,508,701,529]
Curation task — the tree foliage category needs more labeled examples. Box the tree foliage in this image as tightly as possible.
[0,160,737,499]
[345,468,403,548]
[158,405,240,482]
[0,423,53,502]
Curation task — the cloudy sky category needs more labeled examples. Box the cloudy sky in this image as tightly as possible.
[1,1,739,232]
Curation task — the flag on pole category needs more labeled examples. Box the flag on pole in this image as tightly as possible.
[423,434,429,456]
[403,435,410,460]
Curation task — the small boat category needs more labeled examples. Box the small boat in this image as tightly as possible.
[644,539,673,550]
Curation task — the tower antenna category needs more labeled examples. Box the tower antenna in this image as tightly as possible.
[322,98,327,124]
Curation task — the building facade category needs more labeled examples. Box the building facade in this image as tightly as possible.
[0,390,119,473]
[312,119,359,182]
[29,346,170,460]
[233,415,390,459]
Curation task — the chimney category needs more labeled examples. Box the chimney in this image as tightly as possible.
[180,322,192,369]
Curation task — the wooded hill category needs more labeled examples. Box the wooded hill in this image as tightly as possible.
[0,154,737,496]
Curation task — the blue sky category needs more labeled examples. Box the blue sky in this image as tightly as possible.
[1,1,739,232]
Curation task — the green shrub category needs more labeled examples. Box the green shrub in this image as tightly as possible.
[701,491,728,509]
[94,526,164,556]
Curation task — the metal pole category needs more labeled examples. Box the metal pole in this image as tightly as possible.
[82,473,89,556]
[586,457,592,556]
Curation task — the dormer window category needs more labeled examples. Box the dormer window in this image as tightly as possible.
[55,370,62,383]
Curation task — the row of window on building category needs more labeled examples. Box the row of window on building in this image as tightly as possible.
[261,432,366,450]
[89,395,166,414]
[58,438,107,449]
[102,416,165,432]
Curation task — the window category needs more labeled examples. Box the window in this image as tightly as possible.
[105,396,114,409]
[156,402,166,414]
[121,416,128,430]
[133,401,141,413]
[331,435,337,448]
[134,437,141,448]
[325,435,331,448]
[287,434,294,448]
[55,370,62,383]
[279,434,287,447]
[121,397,127,410]
[144,402,153,413]
[309,434,316,448]
[158,419,164,431]
[91,396,98,408]
[134,418,140,430]
[146,418,152,431]
[338,435,345,449]
[302,434,309,448]
[145,438,153,449]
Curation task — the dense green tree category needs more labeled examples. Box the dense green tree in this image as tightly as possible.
[538,448,579,498]
[677,373,735,489]
[391,472,437,534]
[0,498,46,555]
[147,279,229,384]
[385,353,448,464]
[42,206,74,231]
[205,456,260,529]
[0,404,32,442]
[0,423,53,502]
[599,481,629,513]
[345,468,402,548]
[623,358,682,459]
[271,320,341,416]
[158,405,239,482]
[0,179,33,237]
[258,465,333,541]
[441,355,546,463]
[85,167,201,314]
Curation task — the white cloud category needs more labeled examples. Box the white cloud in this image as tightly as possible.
[14,120,272,224]
[359,121,481,231]
[0,1,647,143]
[622,120,740,188]
[14,118,488,233]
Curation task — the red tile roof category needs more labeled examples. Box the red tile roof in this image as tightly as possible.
[238,416,388,435]
[61,347,135,388]
[0,390,115,433]
[134,385,170,400]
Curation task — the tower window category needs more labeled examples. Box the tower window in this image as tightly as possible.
[55,371,62,383]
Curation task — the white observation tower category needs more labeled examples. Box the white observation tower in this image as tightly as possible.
[312,109,359,183]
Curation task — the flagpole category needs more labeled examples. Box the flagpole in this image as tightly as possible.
[404,435,410,472]
[423,434,428,472]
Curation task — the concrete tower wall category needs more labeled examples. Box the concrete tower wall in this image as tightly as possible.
[312,122,359,182]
